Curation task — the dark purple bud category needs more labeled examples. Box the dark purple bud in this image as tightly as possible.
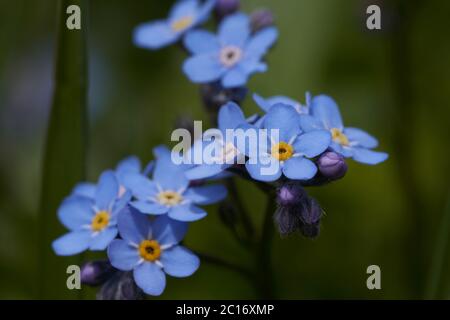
[274,206,301,236]
[80,260,116,286]
[299,198,323,239]
[250,9,275,33]
[276,182,307,207]
[215,0,240,20]
[317,151,348,180]
[97,271,144,300]
[200,82,247,116]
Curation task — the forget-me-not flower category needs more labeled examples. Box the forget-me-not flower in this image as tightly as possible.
[183,12,278,88]
[52,171,128,256]
[253,92,311,115]
[108,209,199,296]
[124,156,227,222]
[241,104,331,182]
[134,0,216,50]
[300,95,388,165]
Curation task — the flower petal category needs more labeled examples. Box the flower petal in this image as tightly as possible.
[310,95,344,130]
[123,173,158,199]
[351,148,388,165]
[130,201,168,215]
[218,102,246,132]
[293,130,331,158]
[107,239,140,271]
[90,227,118,251]
[344,127,379,149]
[161,246,200,278]
[133,21,178,50]
[264,104,301,142]
[299,114,324,132]
[116,156,141,181]
[72,182,96,199]
[184,185,227,205]
[95,170,119,211]
[184,30,220,54]
[221,66,250,88]
[168,204,207,222]
[185,164,226,180]
[218,13,250,47]
[58,196,94,230]
[245,27,278,58]
[253,93,271,112]
[118,207,152,244]
[169,0,198,21]
[152,215,188,246]
[133,262,166,296]
[245,157,282,182]
[183,53,225,84]
[282,157,318,180]
[52,230,91,256]
[153,158,190,191]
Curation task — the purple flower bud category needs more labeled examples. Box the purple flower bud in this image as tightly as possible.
[317,151,348,180]
[250,9,274,33]
[80,260,116,286]
[97,272,144,300]
[299,198,323,239]
[215,0,240,20]
[276,182,307,207]
[274,206,301,236]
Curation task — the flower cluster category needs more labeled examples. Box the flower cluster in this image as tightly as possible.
[52,0,388,299]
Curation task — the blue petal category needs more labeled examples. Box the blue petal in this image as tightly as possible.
[293,130,331,158]
[168,204,207,222]
[95,170,119,211]
[185,164,226,180]
[264,104,301,142]
[330,142,353,158]
[72,182,96,199]
[245,157,282,182]
[218,102,246,132]
[282,157,317,180]
[152,215,188,246]
[107,239,140,271]
[351,148,388,165]
[143,161,155,176]
[310,95,344,130]
[116,156,141,181]
[196,0,216,24]
[245,27,278,59]
[183,53,225,83]
[344,127,379,149]
[253,93,271,112]
[266,96,301,112]
[222,66,250,88]
[184,30,220,54]
[52,230,91,256]
[299,114,324,132]
[90,227,118,251]
[184,185,227,205]
[58,196,94,230]
[153,144,172,159]
[161,246,200,278]
[134,21,178,50]
[118,207,152,244]
[153,158,190,191]
[133,262,166,296]
[123,173,158,199]
[218,13,250,47]
[130,201,168,215]
[169,0,199,21]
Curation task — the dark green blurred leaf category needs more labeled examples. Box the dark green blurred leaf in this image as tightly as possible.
[37,0,88,299]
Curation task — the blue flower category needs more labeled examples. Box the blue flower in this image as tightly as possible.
[72,156,152,200]
[108,209,199,296]
[253,92,311,115]
[124,156,227,222]
[242,104,331,182]
[134,0,216,50]
[183,13,278,88]
[300,95,388,165]
[52,171,128,256]
[185,101,247,180]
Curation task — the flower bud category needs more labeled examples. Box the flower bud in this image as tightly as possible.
[298,198,323,239]
[215,0,240,20]
[276,182,307,207]
[274,182,307,236]
[250,9,274,33]
[97,271,144,300]
[80,260,116,286]
[317,151,348,180]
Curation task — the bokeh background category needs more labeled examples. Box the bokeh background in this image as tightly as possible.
[1,0,449,299]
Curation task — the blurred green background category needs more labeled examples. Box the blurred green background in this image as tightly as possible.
[0,0,449,299]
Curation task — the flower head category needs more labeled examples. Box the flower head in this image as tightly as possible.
[124,155,227,222]
[52,171,128,256]
[107,209,199,296]
[242,104,331,182]
[300,95,388,165]
[183,12,278,88]
[134,0,216,50]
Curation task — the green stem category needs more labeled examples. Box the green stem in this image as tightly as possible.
[425,192,450,299]
[197,252,253,281]
[226,177,255,241]
[37,0,88,299]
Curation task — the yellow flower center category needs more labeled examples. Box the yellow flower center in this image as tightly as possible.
[91,211,110,232]
[220,46,242,67]
[331,128,349,146]
[157,190,183,206]
[171,16,193,32]
[271,142,294,161]
[138,240,161,262]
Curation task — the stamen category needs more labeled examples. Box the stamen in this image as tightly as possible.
[157,190,183,206]
[138,240,161,262]
[219,46,242,67]
[271,142,294,161]
[91,211,110,232]
[331,128,349,146]
[171,16,193,32]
